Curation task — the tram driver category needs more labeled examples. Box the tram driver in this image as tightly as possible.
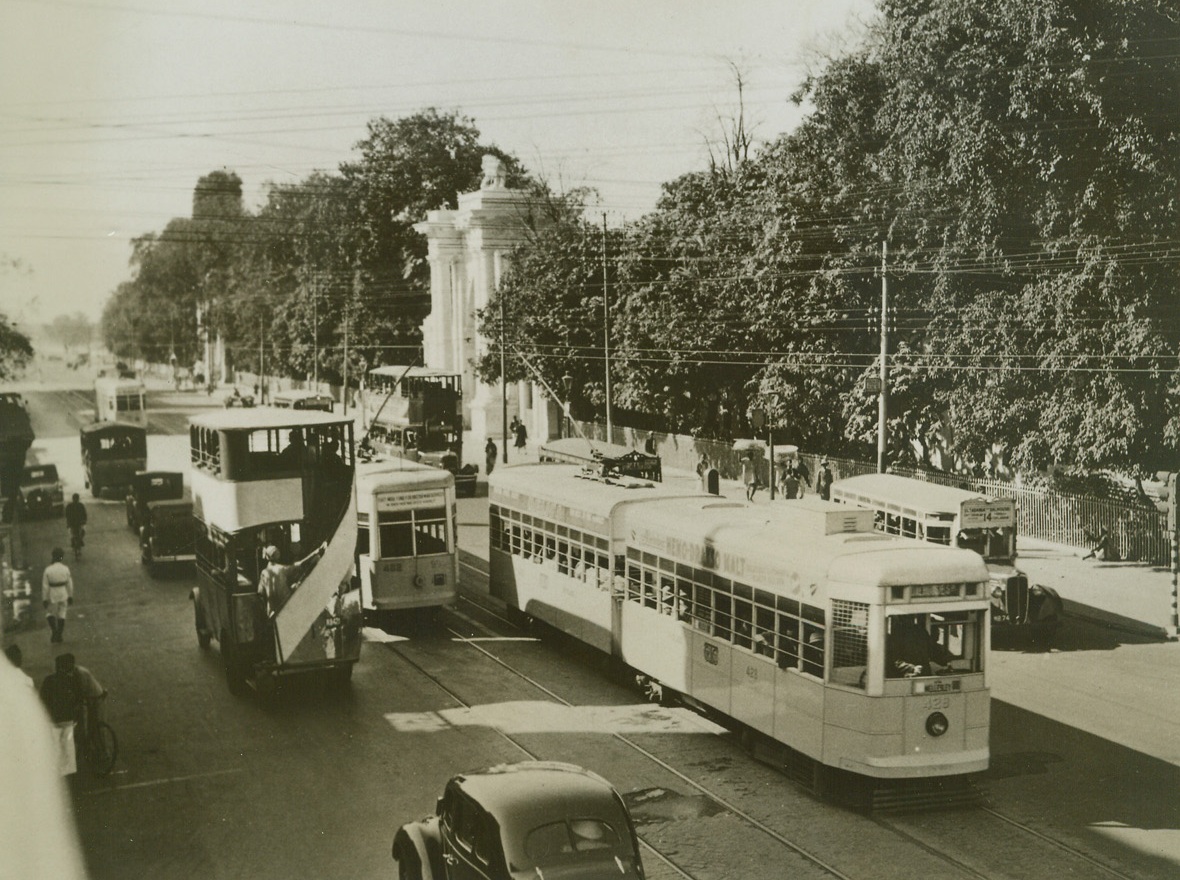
[886,614,952,678]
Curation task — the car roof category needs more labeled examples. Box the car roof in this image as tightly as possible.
[23,464,58,477]
[452,762,624,825]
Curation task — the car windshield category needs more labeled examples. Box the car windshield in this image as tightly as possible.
[519,818,628,868]
[23,466,58,483]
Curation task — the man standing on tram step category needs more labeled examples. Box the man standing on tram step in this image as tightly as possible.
[485,437,497,476]
[41,547,74,644]
[817,459,834,501]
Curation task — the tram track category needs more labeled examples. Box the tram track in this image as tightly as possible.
[449,583,1148,880]
[379,616,857,880]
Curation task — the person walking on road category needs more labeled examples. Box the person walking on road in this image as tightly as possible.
[41,547,74,644]
[64,494,87,555]
[817,459,834,501]
[485,437,497,476]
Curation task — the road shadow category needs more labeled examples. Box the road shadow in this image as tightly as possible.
[991,614,1164,654]
[988,698,1179,875]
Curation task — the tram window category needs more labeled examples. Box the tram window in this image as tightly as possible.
[510,526,522,555]
[713,594,732,641]
[379,511,414,559]
[957,528,986,555]
[659,575,675,615]
[558,541,570,574]
[733,599,752,648]
[643,570,657,609]
[801,623,824,677]
[356,514,370,557]
[414,521,447,555]
[927,525,952,545]
[777,615,799,669]
[693,583,711,631]
[777,595,800,618]
[626,564,642,603]
[885,513,901,535]
[676,579,693,622]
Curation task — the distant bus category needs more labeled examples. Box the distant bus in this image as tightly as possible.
[356,459,457,625]
[94,377,147,426]
[270,390,335,412]
[362,365,475,496]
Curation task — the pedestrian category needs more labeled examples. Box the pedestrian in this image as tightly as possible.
[64,493,87,549]
[1083,527,1111,561]
[513,418,528,451]
[817,459,834,501]
[485,437,497,476]
[41,547,73,644]
[796,457,811,490]
[741,451,761,501]
[644,435,657,455]
[783,468,801,500]
[696,454,710,477]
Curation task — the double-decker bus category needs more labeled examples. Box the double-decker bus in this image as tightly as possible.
[94,377,147,426]
[489,464,991,808]
[362,365,475,496]
[356,459,457,626]
[829,473,1062,645]
[188,409,362,695]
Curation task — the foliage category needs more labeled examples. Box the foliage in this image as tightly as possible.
[0,313,33,380]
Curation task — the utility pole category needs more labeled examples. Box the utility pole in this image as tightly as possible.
[312,270,319,390]
[877,240,889,473]
[500,294,508,464]
[258,318,264,403]
[602,213,613,444]
[342,281,351,417]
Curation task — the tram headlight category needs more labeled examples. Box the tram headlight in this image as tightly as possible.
[925,712,949,737]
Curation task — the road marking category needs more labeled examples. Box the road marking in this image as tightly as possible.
[87,767,244,794]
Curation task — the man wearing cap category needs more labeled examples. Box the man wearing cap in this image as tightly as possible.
[41,547,74,644]
[257,545,294,615]
[817,459,834,501]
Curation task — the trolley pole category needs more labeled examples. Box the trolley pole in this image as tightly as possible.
[877,240,889,474]
[500,295,508,464]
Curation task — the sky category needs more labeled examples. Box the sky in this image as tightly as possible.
[0,0,874,326]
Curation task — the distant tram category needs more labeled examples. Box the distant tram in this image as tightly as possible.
[829,473,1062,645]
[356,460,458,625]
[362,365,475,496]
[94,377,147,426]
[489,464,992,807]
[188,409,362,695]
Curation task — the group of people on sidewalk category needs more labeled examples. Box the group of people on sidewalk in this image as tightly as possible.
[731,451,834,502]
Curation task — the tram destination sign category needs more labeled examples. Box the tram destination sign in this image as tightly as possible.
[959,498,1015,529]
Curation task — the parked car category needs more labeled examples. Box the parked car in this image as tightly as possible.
[223,387,255,408]
[393,761,645,880]
[19,464,64,517]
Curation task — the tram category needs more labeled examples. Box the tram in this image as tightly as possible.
[94,376,147,426]
[829,473,1062,645]
[362,365,476,496]
[488,464,992,807]
[188,409,363,695]
[356,459,458,626]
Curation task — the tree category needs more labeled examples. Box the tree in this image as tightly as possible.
[0,313,33,380]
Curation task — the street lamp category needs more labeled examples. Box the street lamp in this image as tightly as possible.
[561,373,573,439]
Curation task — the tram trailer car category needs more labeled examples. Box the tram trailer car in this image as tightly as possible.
[356,459,458,625]
[488,464,992,809]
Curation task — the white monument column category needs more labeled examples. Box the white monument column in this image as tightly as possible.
[414,156,542,441]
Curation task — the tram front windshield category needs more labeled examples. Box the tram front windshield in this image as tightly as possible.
[885,611,983,679]
[956,526,1015,563]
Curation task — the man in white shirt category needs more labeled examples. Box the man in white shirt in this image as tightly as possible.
[41,547,74,644]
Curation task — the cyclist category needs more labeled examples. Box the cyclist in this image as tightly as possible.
[64,493,87,556]
[39,652,107,738]
[41,547,74,644]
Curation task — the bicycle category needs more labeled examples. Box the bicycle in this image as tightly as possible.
[77,696,117,776]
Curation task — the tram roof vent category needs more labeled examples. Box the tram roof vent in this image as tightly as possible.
[776,498,874,536]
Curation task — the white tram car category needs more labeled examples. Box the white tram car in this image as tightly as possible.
[356,459,458,624]
[488,464,992,805]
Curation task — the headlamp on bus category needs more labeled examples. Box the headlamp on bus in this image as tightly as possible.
[926,712,950,737]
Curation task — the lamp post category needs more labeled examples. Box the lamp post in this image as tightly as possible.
[561,373,573,439]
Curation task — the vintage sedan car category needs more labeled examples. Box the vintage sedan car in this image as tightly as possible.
[19,464,65,517]
[393,761,645,880]
[223,387,255,408]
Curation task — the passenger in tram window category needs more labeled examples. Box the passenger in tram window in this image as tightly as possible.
[886,615,952,678]
[752,628,775,658]
[659,577,675,615]
[801,627,824,677]
[278,430,305,469]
